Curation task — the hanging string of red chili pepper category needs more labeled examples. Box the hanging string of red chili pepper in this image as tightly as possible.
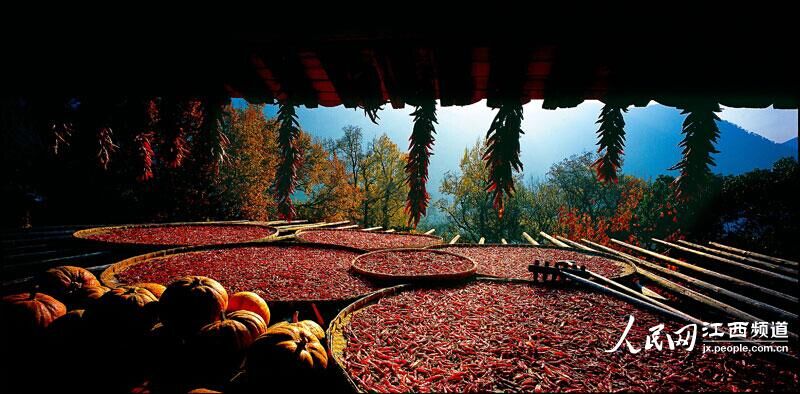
[405,100,437,228]
[274,102,301,220]
[669,102,721,201]
[483,102,524,218]
[205,97,230,172]
[133,99,159,182]
[592,104,627,183]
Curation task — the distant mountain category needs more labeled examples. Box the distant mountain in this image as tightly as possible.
[509,104,799,183]
[619,106,798,179]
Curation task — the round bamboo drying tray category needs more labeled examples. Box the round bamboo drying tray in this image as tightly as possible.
[73,221,278,249]
[350,248,477,283]
[427,243,636,280]
[326,277,696,393]
[295,228,443,250]
[100,241,381,307]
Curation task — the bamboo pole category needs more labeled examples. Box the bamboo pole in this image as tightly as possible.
[449,234,461,244]
[611,239,797,304]
[582,239,798,321]
[335,224,359,230]
[639,285,667,300]
[384,229,396,233]
[275,221,327,230]
[539,231,569,248]
[678,240,796,274]
[556,235,597,252]
[424,229,436,235]
[478,237,485,245]
[500,238,508,244]
[521,232,540,246]
[653,238,797,284]
[709,241,799,268]
[361,226,382,231]
[583,268,703,325]
[559,271,701,325]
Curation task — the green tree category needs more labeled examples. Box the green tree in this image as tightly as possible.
[363,134,409,229]
[435,139,530,242]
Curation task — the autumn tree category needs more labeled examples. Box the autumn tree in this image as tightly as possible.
[363,134,409,229]
[216,104,279,220]
[295,134,361,221]
[435,139,530,242]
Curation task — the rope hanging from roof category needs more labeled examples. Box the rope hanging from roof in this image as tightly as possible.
[592,104,628,183]
[670,102,722,201]
[274,102,301,220]
[405,99,437,228]
[483,102,525,219]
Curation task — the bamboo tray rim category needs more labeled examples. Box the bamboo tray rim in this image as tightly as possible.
[73,221,279,248]
[295,228,444,249]
[350,248,478,282]
[100,241,384,304]
[426,242,636,280]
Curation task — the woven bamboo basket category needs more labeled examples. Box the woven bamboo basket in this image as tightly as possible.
[326,276,691,393]
[100,241,382,307]
[350,248,477,283]
[295,228,444,250]
[73,221,278,249]
[426,243,636,280]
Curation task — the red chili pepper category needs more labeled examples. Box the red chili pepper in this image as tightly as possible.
[296,229,440,250]
[340,281,797,392]
[115,245,379,301]
[85,224,276,245]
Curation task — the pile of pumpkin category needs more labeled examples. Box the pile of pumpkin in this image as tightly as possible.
[0,266,329,393]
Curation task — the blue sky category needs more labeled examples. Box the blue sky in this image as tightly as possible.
[232,98,797,203]
[237,99,797,145]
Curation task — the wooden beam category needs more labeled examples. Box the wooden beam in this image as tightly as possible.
[611,239,797,305]
[449,234,461,244]
[275,221,327,230]
[424,229,436,235]
[361,226,382,231]
[583,268,703,326]
[539,231,569,248]
[521,232,540,246]
[639,285,668,300]
[277,220,350,232]
[478,237,485,244]
[678,240,796,274]
[653,238,797,284]
[500,238,508,244]
[556,235,597,252]
[384,229,396,233]
[334,224,359,229]
[709,241,799,268]
[582,239,798,321]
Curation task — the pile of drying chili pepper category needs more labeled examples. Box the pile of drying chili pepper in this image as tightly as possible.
[352,250,476,280]
[437,245,626,279]
[340,281,797,392]
[84,224,276,246]
[115,245,379,301]
[297,229,441,250]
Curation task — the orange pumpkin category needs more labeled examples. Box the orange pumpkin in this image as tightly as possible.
[0,292,67,334]
[69,285,110,308]
[197,310,266,351]
[245,324,328,381]
[91,285,159,333]
[227,291,270,326]
[297,320,325,341]
[134,282,166,298]
[38,265,101,300]
[160,276,228,334]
